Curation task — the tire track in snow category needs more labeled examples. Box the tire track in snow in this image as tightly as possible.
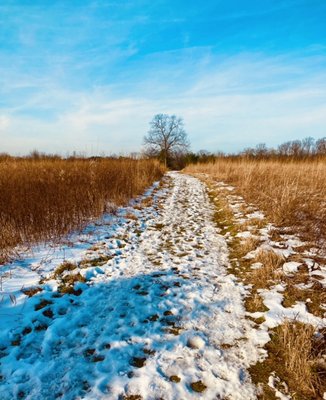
[0,172,266,400]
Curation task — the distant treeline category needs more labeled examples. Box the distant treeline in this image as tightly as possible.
[149,136,326,169]
[186,136,326,165]
[0,150,141,162]
[1,136,325,167]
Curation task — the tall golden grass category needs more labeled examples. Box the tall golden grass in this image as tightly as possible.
[185,158,326,245]
[250,320,325,399]
[0,157,165,262]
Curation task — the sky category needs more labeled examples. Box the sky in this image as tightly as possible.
[0,0,326,155]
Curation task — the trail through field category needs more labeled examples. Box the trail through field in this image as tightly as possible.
[0,173,265,400]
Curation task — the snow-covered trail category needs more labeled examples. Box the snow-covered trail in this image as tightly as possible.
[0,173,264,400]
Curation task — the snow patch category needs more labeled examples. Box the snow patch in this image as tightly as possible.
[282,261,302,274]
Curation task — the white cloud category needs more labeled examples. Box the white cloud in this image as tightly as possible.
[1,52,326,155]
[0,115,10,131]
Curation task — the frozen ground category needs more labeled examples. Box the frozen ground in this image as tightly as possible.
[0,173,267,399]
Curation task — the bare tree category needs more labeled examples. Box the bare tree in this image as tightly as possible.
[302,137,315,155]
[316,137,326,155]
[278,141,292,156]
[143,114,190,167]
[255,143,269,158]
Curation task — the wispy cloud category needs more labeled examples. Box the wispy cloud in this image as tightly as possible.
[1,1,326,154]
[1,51,325,154]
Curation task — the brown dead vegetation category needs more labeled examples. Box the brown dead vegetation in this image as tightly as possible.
[247,250,285,289]
[237,237,262,256]
[250,320,326,400]
[0,157,164,263]
[244,290,268,313]
[185,158,326,246]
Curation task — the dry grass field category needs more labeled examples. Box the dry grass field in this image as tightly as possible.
[185,158,326,246]
[0,157,165,263]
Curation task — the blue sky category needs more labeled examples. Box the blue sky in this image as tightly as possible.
[0,0,326,154]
